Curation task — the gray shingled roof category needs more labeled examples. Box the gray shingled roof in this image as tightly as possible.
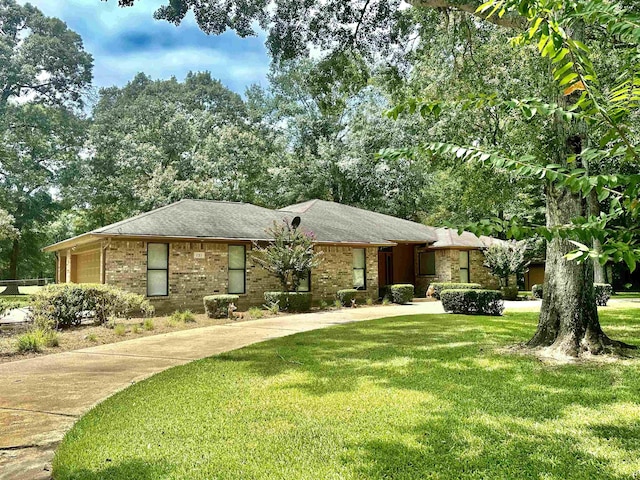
[46,199,493,251]
[280,199,438,244]
[93,200,285,240]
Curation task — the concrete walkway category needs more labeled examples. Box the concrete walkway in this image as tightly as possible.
[1,300,543,479]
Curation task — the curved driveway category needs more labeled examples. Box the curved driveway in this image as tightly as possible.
[1,300,544,479]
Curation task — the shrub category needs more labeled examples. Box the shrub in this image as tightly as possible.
[381,297,391,306]
[31,284,153,329]
[532,284,543,299]
[44,330,60,347]
[389,284,414,304]
[0,299,19,317]
[143,318,155,331]
[86,333,98,342]
[204,295,239,318]
[336,289,359,307]
[441,289,505,316]
[366,297,374,306]
[131,325,140,334]
[113,324,126,336]
[429,282,482,300]
[594,283,613,306]
[170,310,196,323]
[264,292,312,312]
[500,285,519,301]
[16,329,45,352]
[248,307,264,319]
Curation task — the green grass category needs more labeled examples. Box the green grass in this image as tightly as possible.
[53,309,640,479]
[612,291,640,299]
[0,294,33,308]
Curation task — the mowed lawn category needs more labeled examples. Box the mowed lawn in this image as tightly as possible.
[54,309,640,479]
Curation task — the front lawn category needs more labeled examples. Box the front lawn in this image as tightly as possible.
[54,309,640,479]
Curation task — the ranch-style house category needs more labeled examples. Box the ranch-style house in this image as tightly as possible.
[44,199,508,311]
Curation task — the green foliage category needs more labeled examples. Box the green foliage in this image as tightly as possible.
[16,329,45,353]
[500,286,519,301]
[263,292,312,312]
[441,289,505,316]
[252,219,323,292]
[389,284,414,304]
[532,284,544,299]
[483,241,530,287]
[143,318,155,331]
[429,283,483,300]
[594,283,613,307]
[247,307,265,319]
[31,284,153,330]
[170,310,196,323]
[0,208,18,243]
[204,295,239,319]
[113,324,126,336]
[0,298,19,317]
[86,333,98,342]
[336,289,359,307]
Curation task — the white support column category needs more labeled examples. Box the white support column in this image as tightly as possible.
[66,249,72,283]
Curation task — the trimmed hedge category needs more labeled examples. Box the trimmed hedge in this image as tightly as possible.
[336,289,359,307]
[204,295,239,318]
[264,292,312,312]
[389,284,414,304]
[429,282,482,300]
[441,289,505,316]
[594,283,613,306]
[500,285,519,301]
[532,284,543,299]
[32,284,153,329]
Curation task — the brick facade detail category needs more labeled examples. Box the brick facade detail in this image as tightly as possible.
[104,240,378,312]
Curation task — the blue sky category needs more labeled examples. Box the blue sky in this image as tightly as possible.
[24,0,271,95]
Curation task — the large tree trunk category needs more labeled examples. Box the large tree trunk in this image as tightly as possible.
[2,239,21,295]
[526,185,606,356]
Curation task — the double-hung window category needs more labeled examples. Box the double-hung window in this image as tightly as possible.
[353,248,366,290]
[419,251,436,276]
[147,243,169,297]
[459,250,470,283]
[298,271,311,292]
[228,245,246,294]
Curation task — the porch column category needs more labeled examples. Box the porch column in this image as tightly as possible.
[66,249,72,283]
[100,244,105,284]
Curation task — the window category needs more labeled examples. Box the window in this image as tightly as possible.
[228,245,246,294]
[147,243,168,297]
[353,248,366,290]
[298,270,311,292]
[459,250,470,283]
[419,251,436,276]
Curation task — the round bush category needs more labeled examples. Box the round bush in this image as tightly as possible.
[389,284,414,304]
[32,284,153,329]
[264,292,312,312]
[500,286,519,301]
[204,295,239,318]
[441,289,504,316]
[429,282,482,300]
[532,284,543,299]
[336,289,359,307]
[594,283,613,306]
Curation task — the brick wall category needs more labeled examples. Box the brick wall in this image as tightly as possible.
[105,239,378,312]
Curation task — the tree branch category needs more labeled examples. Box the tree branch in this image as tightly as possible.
[408,0,526,30]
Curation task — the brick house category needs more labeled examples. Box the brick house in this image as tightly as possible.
[44,199,505,311]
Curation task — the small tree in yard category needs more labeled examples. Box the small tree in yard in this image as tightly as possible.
[483,241,530,288]
[252,219,323,292]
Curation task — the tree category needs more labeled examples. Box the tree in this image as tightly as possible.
[0,208,18,242]
[483,241,530,288]
[0,0,92,113]
[251,220,323,292]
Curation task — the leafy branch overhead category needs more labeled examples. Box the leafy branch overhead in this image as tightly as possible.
[383,0,640,271]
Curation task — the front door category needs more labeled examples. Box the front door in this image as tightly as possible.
[378,249,394,287]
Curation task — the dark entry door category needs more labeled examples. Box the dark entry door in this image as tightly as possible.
[378,250,394,287]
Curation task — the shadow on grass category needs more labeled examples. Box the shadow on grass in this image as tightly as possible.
[53,459,173,480]
[55,310,640,479]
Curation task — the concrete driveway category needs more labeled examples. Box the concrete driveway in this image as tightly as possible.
[0,300,543,479]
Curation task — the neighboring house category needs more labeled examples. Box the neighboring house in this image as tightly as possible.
[44,199,505,311]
